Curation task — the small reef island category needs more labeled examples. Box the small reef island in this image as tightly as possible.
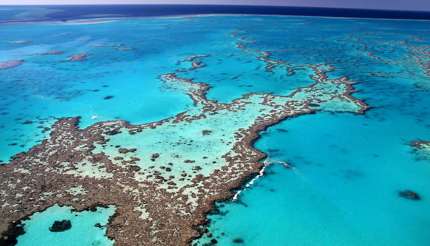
[0,32,368,246]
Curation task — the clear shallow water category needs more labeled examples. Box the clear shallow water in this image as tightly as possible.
[1,12,430,246]
[197,111,430,245]
[17,205,115,246]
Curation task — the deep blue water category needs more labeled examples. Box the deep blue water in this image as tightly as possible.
[1,4,430,24]
[1,6,430,246]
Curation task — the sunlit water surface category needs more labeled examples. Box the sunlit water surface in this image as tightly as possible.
[0,13,429,246]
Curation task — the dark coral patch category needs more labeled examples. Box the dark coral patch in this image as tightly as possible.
[106,129,121,136]
[0,221,24,245]
[118,148,137,154]
[150,153,160,161]
[232,238,244,244]
[49,220,72,232]
[129,165,141,172]
[94,223,103,228]
[22,120,33,125]
[398,190,421,201]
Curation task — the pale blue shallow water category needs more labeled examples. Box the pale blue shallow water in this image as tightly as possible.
[17,205,115,246]
[1,13,430,246]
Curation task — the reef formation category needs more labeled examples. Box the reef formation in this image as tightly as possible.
[0,34,368,245]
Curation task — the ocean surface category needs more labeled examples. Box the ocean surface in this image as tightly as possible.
[1,5,430,246]
[2,4,430,23]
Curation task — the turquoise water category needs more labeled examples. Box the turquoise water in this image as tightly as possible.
[17,205,115,246]
[197,111,430,245]
[0,17,221,162]
[1,13,430,245]
[192,17,430,246]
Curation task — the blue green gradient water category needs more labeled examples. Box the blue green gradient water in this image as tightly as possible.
[1,13,430,245]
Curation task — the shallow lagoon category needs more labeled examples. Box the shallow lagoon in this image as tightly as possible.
[17,205,115,246]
